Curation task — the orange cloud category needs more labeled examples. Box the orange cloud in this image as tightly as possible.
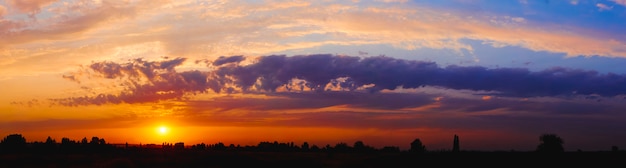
[6,0,58,14]
[482,96,492,100]
[0,5,6,17]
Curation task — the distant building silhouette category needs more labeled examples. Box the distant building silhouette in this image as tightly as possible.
[174,142,185,150]
[145,144,158,149]
[191,143,206,150]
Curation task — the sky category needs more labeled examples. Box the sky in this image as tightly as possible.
[1,0,626,152]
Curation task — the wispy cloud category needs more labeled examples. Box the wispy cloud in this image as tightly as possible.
[375,0,408,3]
[5,0,58,15]
[0,5,7,17]
[2,0,626,80]
[597,3,613,11]
[611,0,626,6]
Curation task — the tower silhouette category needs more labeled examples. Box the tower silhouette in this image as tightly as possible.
[453,134,460,152]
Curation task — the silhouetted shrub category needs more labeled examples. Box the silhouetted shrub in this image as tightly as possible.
[410,138,427,153]
[536,134,564,153]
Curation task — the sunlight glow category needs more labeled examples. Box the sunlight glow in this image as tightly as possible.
[158,126,168,135]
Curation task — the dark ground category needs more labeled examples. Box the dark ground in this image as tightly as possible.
[1,149,625,168]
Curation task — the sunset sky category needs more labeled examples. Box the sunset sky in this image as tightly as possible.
[2,0,626,152]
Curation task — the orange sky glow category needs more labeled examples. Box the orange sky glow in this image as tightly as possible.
[2,0,626,152]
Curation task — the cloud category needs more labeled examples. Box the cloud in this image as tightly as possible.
[611,0,626,6]
[212,55,245,66]
[52,54,626,106]
[375,0,408,3]
[2,0,626,80]
[0,5,6,18]
[88,57,186,79]
[5,0,58,14]
[53,57,216,106]
[596,3,613,11]
[219,55,626,97]
[0,0,165,47]
[519,0,528,5]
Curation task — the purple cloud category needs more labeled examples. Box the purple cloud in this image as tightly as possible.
[52,54,626,106]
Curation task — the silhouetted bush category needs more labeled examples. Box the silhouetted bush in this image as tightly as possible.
[333,142,351,152]
[353,141,376,153]
[536,134,564,153]
[410,138,427,153]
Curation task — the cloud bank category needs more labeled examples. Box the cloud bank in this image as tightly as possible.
[53,54,626,106]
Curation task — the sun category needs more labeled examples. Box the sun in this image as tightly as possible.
[157,126,168,135]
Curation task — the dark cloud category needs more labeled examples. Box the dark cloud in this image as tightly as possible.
[53,54,626,106]
[433,66,626,97]
[212,55,245,66]
[218,54,626,97]
[216,54,439,92]
[61,74,78,83]
[88,57,186,79]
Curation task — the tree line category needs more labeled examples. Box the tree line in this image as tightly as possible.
[0,133,581,154]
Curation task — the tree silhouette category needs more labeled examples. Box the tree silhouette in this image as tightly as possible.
[410,138,426,153]
[536,133,564,153]
[45,136,56,144]
[60,137,81,153]
[81,137,88,144]
[301,142,310,151]
[44,136,57,151]
[90,137,100,145]
[1,134,27,152]
[333,142,351,152]
[354,141,365,149]
[353,141,375,152]
[61,137,73,146]
[310,145,320,152]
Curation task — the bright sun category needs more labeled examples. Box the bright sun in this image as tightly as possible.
[158,126,168,135]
